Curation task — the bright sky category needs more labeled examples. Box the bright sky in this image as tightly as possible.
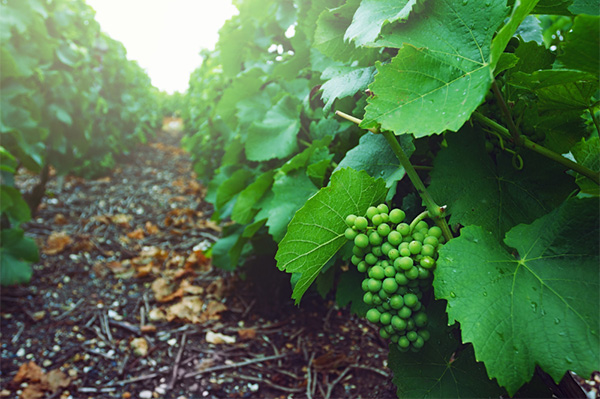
[86,0,238,94]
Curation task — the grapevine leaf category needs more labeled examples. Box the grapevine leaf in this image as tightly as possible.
[361,0,508,136]
[388,299,505,398]
[434,198,600,395]
[335,132,414,188]
[571,137,600,196]
[531,0,573,15]
[275,168,387,304]
[510,40,555,75]
[266,172,318,243]
[489,0,539,70]
[510,69,598,111]
[320,66,375,112]
[515,15,544,44]
[568,0,600,15]
[428,128,576,239]
[0,228,37,286]
[245,95,302,161]
[344,0,419,47]
[335,266,369,316]
[216,168,255,211]
[557,15,599,75]
[0,185,31,224]
[232,170,277,225]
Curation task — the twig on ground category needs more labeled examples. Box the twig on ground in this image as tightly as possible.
[168,333,187,390]
[118,353,130,376]
[101,310,113,342]
[351,364,390,378]
[54,298,85,321]
[306,352,316,399]
[108,319,141,335]
[241,298,256,319]
[11,322,25,343]
[228,373,305,393]
[182,353,291,379]
[325,365,353,399]
[262,335,281,367]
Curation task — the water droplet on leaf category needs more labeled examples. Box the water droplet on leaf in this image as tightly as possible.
[450,292,456,298]
[554,318,561,324]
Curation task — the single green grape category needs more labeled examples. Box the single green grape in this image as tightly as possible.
[394,273,409,286]
[369,231,383,246]
[367,278,382,292]
[419,256,435,270]
[423,235,439,247]
[345,214,357,227]
[389,295,404,309]
[361,279,370,292]
[412,232,425,243]
[363,292,373,305]
[414,311,428,327]
[396,223,410,236]
[372,295,383,305]
[398,336,410,349]
[403,293,418,308]
[391,315,407,331]
[390,334,399,343]
[351,255,362,266]
[418,330,431,341]
[377,204,389,214]
[406,331,418,342]
[354,216,368,230]
[380,213,389,223]
[415,220,429,231]
[365,253,379,265]
[395,256,413,271]
[406,319,416,331]
[428,226,442,238]
[354,234,369,248]
[356,261,368,273]
[405,266,419,280]
[378,289,389,300]
[384,265,396,278]
[408,241,422,255]
[379,328,391,339]
[382,302,391,311]
[388,248,400,261]
[398,306,412,319]
[381,242,394,255]
[389,208,405,224]
[366,206,379,220]
[382,277,399,294]
[421,244,435,257]
[366,308,381,323]
[369,265,385,280]
[399,247,411,257]
[417,267,430,280]
[377,223,391,236]
[412,336,425,349]
[371,246,383,257]
[387,231,402,246]
[353,245,367,257]
[345,228,358,241]
[380,312,392,325]
[372,214,383,226]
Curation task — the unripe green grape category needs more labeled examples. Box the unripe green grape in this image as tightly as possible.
[406,266,419,280]
[399,247,411,257]
[345,214,357,227]
[361,279,370,292]
[371,214,383,226]
[387,231,402,246]
[412,336,425,349]
[345,228,358,241]
[417,267,430,280]
[423,235,438,247]
[382,277,399,294]
[384,266,396,277]
[378,289,389,300]
[382,301,391,311]
[415,220,429,231]
[353,245,367,257]
[390,334,399,343]
[388,249,400,261]
[366,206,379,220]
[391,315,407,331]
[366,308,381,323]
[412,232,425,243]
[367,278,382,292]
[381,242,394,255]
[418,330,431,342]
[380,312,392,325]
[428,226,442,238]
[398,336,410,349]
[409,241,422,255]
[396,256,413,271]
[369,265,385,280]
[369,231,383,246]
[406,331,418,342]
[371,246,383,258]
[394,273,409,286]
[354,234,369,248]
[380,213,389,223]
[365,253,378,265]
[377,223,391,236]
[402,235,413,243]
[390,295,404,309]
[421,244,435,257]
[351,255,362,266]
[357,261,368,273]
[397,223,410,236]
[420,256,435,270]
[406,319,416,331]
[418,227,429,237]
[404,293,418,308]
[413,301,422,312]
[372,295,382,305]
[354,216,368,230]
[389,208,405,224]
[384,324,395,334]
[377,204,389,214]
[414,311,428,328]
[363,292,373,305]
[398,306,412,319]
[379,328,391,339]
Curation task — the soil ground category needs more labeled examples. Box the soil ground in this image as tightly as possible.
[0,125,397,399]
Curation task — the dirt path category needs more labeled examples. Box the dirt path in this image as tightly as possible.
[0,127,396,399]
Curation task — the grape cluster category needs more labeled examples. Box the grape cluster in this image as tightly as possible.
[344,204,444,352]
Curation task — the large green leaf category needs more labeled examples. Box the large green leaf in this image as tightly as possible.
[231,170,277,224]
[344,0,419,46]
[0,228,38,286]
[245,95,302,161]
[320,66,375,112]
[275,168,387,304]
[428,128,576,239]
[266,172,318,242]
[215,168,255,210]
[335,132,414,188]
[510,69,598,111]
[361,0,508,136]
[571,137,600,196]
[388,299,505,398]
[434,198,599,395]
[557,15,599,76]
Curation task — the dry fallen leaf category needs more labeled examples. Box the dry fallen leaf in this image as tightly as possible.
[53,214,68,225]
[111,214,133,228]
[151,278,183,303]
[145,221,159,235]
[237,328,257,340]
[130,337,149,357]
[206,331,236,345]
[13,361,44,384]
[126,228,145,240]
[43,232,72,255]
[147,308,166,322]
[46,369,70,392]
[165,296,204,323]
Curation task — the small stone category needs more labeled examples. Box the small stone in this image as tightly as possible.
[131,338,149,357]
[139,390,152,399]
[155,385,166,395]
[248,383,259,392]
[16,348,25,357]
[42,359,52,367]
[167,338,177,346]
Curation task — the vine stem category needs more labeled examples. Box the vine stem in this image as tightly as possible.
[409,210,430,233]
[335,110,453,242]
[472,112,600,185]
[491,80,522,145]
